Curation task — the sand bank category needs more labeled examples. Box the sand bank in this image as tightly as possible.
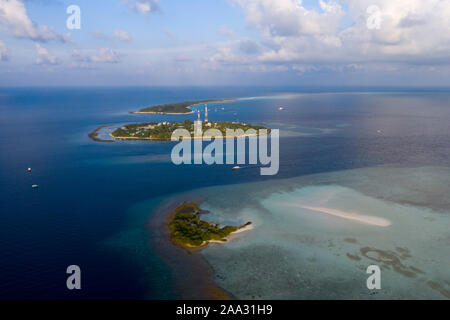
[285,204,392,227]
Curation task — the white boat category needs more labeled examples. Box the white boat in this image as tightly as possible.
[232,166,241,170]
[27,168,32,172]
[32,185,39,188]
[279,107,284,111]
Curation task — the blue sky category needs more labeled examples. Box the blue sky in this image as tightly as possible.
[0,0,449,86]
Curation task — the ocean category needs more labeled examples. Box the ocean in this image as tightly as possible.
[0,87,449,299]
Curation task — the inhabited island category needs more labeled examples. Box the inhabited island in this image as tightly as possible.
[110,120,270,141]
[89,98,270,142]
[167,202,252,249]
[134,99,235,114]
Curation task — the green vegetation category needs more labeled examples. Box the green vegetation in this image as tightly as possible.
[168,202,238,248]
[138,99,234,114]
[110,120,270,140]
[88,125,114,142]
[111,121,186,140]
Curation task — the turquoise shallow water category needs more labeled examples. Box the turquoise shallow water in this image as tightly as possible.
[112,166,450,299]
[198,166,450,299]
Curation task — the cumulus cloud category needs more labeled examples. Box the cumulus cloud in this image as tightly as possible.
[0,0,70,42]
[91,48,121,63]
[230,0,450,68]
[72,48,121,64]
[343,0,450,59]
[207,37,263,68]
[113,30,132,42]
[0,40,9,61]
[125,0,160,14]
[236,0,344,37]
[239,38,261,54]
[35,43,58,65]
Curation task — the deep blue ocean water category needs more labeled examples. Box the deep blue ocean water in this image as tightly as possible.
[0,87,449,299]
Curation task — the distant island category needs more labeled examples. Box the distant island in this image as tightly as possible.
[134,99,235,114]
[167,202,252,250]
[110,120,270,141]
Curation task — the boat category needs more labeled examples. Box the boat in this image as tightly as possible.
[32,185,39,189]
[279,107,284,111]
[232,166,241,170]
[27,168,32,173]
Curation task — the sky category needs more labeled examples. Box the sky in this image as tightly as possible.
[0,0,449,86]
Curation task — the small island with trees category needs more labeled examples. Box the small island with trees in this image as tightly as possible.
[134,99,235,114]
[167,202,252,249]
[110,120,270,140]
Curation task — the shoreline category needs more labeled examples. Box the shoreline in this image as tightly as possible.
[131,111,194,115]
[132,98,236,115]
[147,197,236,300]
[89,125,268,143]
[208,223,253,244]
[109,132,267,141]
[88,125,114,142]
[165,202,252,251]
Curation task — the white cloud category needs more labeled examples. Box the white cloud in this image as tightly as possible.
[235,0,344,37]
[72,48,121,64]
[35,43,58,65]
[0,0,70,42]
[343,0,450,59]
[125,0,160,14]
[0,40,9,61]
[231,0,450,67]
[206,38,262,67]
[91,48,121,63]
[113,30,132,42]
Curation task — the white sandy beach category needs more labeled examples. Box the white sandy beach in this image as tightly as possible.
[133,111,194,115]
[208,223,254,244]
[285,203,392,227]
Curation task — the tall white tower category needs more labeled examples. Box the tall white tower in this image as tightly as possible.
[195,109,203,137]
[205,104,208,123]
